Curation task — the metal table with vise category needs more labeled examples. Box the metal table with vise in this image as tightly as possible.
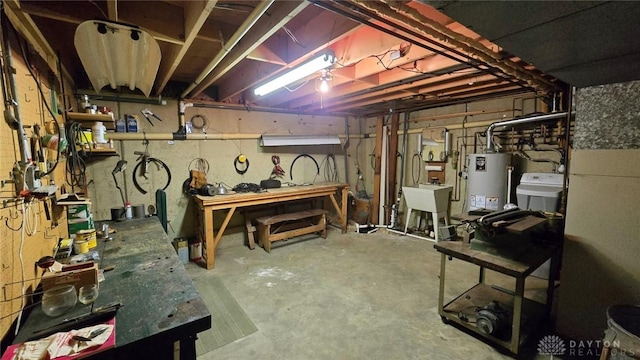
[13,217,211,360]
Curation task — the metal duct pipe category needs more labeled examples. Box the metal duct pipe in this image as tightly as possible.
[344,116,349,184]
[486,111,569,153]
[180,0,274,98]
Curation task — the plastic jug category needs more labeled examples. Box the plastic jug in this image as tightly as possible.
[91,121,107,143]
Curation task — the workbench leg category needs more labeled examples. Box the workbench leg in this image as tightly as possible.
[179,334,198,360]
[203,207,215,269]
[320,214,327,238]
[340,186,348,233]
[511,277,525,354]
[328,191,347,234]
[438,252,446,317]
[245,215,256,250]
[478,266,486,284]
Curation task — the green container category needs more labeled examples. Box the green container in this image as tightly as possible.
[68,216,94,234]
[67,202,91,220]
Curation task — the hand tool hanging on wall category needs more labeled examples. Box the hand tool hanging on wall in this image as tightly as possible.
[140,108,163,126]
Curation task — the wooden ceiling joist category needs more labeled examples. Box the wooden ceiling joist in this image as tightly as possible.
[191,0,310,99]
[154,0,218,94]
[3,0,75,88]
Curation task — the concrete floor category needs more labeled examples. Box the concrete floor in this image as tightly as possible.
[186,226,557,360]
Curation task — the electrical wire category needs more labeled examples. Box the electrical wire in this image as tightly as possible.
[14,201,26,335]
[411,153,422,185]
[5,206,23,231]
[24,200,38,236]
[190,114,209,131]
[290,154,319,182]
[284,77,311,92]
[188,158,209,174]
[282,26,305,48]
[65,122,88,189]
[319,154,338,182]
[16,21,61,178]
[88,0,109,20]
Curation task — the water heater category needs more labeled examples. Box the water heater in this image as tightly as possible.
[466,153,511,211]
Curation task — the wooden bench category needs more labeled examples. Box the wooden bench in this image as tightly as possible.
[256,209,328,252]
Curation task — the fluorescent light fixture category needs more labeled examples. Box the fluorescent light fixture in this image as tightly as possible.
[260,135,341,147]
[254,51,336,96]
[74,20,161,97]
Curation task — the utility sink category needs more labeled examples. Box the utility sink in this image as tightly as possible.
[402,184,453,241]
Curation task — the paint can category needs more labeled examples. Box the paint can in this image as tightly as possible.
[73,239,89,254]
[189,238,202,262]
[111,207,124,221]
[133,204,145,218]
[76,229,97,249]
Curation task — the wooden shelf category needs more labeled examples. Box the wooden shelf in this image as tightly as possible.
[76,145,118,160]
[67,112,115,130]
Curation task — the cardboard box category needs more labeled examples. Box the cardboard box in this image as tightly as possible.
[173,238,188,264]
[41,262,98,292]
[67,202,92,220]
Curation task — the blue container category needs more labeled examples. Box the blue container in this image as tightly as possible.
[126,114,138,133]
[116,118,126,132]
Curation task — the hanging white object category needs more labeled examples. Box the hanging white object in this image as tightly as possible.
[74,20,161,97]
[260,135,340,146]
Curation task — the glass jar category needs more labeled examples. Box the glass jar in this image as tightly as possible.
[42,284,77,317]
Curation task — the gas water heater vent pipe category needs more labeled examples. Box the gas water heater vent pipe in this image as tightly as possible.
[485,112,569,153]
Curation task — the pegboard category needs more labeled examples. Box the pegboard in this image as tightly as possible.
[0,37,69,339]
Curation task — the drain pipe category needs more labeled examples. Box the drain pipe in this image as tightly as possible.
[180,0,274,98]
[343,116,350,184]
[486,112,569,153]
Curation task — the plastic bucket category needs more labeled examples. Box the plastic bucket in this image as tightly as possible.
[604,305,640,359]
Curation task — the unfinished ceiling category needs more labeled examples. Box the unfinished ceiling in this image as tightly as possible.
[428,1,640,89]
[4,0,578,117]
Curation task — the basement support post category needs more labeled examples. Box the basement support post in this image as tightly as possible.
[371,116,384,225]
[386,112,400,225]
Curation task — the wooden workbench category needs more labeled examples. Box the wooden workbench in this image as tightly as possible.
[193,182,349,269]
[13,217,211,360]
